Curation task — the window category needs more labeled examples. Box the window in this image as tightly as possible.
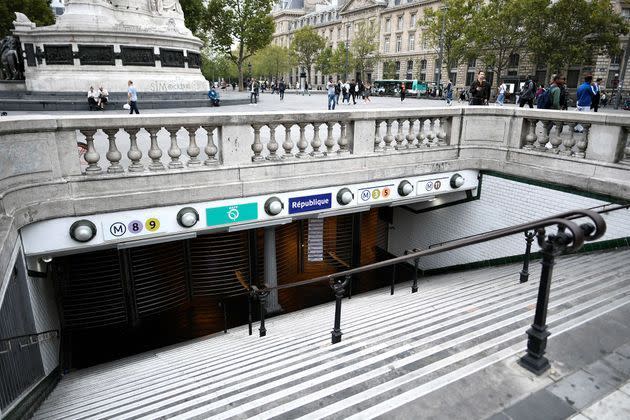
[410,13,416,28]
[419,73,426,81]
[465,72,475,86]
[420,59,427,70]
[337,27,341,38]
[508,53,519,67]
[384,36,390,53]
[419,59,427,82]
[395,61,401,71]
[449,71,457,85]
[396,35,402,52]
[611,52,622,66]
[622,8,630,19]
[408,34,415,51]
[397,16,403,31]
[467,58,476,69]
[607,70,619,88]
[566,69,580,88]
[407,60,413,70]
[385,18,391,32]
[422,36,428,50]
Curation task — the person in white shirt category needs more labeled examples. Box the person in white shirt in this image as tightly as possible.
[87,86,98,110]
[97,86,109,110]
[496,80,507,106]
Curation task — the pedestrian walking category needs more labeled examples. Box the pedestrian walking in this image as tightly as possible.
[350,79,357,104]
[342,80,350,104]
[363,82,372,103]
[250,78,259,104]
[469,71,490,105]
[334,80,341,104]
[518,76,536,108]
[326,77,336,110]
[278,79,286,100]
[496,80,506,106]
[576,75,594,112]
[445,78,453,106]
[400,82,406,102]
[591,77,602,112]
[127,80,139,114]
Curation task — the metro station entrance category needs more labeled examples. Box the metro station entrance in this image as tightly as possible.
[51,209,390,369]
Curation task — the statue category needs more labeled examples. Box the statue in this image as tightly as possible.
[0,36,24,80]
[148,0,182,15]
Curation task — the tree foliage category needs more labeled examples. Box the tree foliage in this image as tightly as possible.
[202,51,238,82]
[526,0,628,75]
[352,21,381,81]
[180,0,208,42]
[382,60,397,79]
[252,44,291,80]
[290,26,325,83]
[331,43,355,78]
[419,0,477,70]
[316,46,333,77]
[0,0,55,38]
[205,0,275,90]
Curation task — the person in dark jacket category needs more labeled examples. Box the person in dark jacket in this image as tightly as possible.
[469,71,490,105]
[518,76,536,108]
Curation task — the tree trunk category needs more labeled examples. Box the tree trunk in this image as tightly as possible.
[238,44,245,92]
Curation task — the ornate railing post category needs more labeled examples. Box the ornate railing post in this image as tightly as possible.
[523,119,538,149]
[561,123,576,156]
[416,119,427,147]
[383,119,394,150]
[127,128,144,172]
[282,123,295,159]
[146,127,165,171]
[311,123,324,157]
[537,121,551,150]
[394,119,405,150]
[185,126,201,166]
[251,124,264,162]
[575,123,590,158]
[412,257,420,293]
[549,122,563,154]
[331,275,350,344]
[519,231,536,283]
[405,119,416,148]
[103,128,123,173]
[81,129,101,174]
[203,126,219,165]
[266,123,280,161]
[374,120,383,151]
[426,119,437,147]
[296,123,309,158]
[166,126,183,169]
[436,118,447,146]
[337,120,350,154]
[519,227,572,375]
[325,122,336,155]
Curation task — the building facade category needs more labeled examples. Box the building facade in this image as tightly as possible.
[272,0,630,93]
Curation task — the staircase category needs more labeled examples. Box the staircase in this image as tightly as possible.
[32,249,630,420]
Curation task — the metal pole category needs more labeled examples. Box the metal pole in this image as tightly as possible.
[519,231,536,283]
[412,257,420,293]
[614,34,630,109]
[345,24,349,82]
[331,275,350,344]
[520,228,571,375]
[437,6,447,96]
[390,264,396,295]
[257,290,269,337]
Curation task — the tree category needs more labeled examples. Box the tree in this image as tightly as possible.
[180,0,208,42]
[202,52,238,83]
[0,0,55,38]
[382,60,397,79]
[467,0,548,83]
[252,45,291,81]
[527,0,628,80]
[316,46,334,78]
[419,0,477,74]
[331,43,355,78]
[205,0,275,91]
[352,21,381,81]
[290,26,326,86]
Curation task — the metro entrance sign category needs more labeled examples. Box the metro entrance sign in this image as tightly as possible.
[206,203,258,226]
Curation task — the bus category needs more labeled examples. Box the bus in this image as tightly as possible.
[373,80,428,96]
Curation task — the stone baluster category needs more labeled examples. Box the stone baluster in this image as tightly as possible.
[166,126,183,169]
[337,120,350,154]
[575,123,590,158]
[282,123,295,159]
[266,123,280,161]
[81,129,101,174]
[251,124,264,162]
[394,119,405,150]
[405,119,416,148]
[147,127,165,171]
[436,118,448,146]
[325,122,335,155]
[560,123,576,156]
[383,119,394,150]
[103,128,123,173]
[184,126,201,166]
[296,123,309,158]
[426,119,437,146]
[374,120,383,151]
[310,123,324,157]
[537,121,552,150]
[126,128,144,172]
[523,119,538,149]
[204,126,219,165]
[549,122,563,154]
[415,119,426,148]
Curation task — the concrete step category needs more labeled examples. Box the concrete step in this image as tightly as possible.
[31,249,630,420]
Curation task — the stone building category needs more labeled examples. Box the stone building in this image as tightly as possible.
[272,0,630,92]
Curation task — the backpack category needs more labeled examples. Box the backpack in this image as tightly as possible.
[536,88,553,109]
[335,84,341,95]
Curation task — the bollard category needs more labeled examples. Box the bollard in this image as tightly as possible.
[519,231,536,283]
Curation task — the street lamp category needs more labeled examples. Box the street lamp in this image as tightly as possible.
[437,5,448,97]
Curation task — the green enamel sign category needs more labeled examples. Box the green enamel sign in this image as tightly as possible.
[206,203,258,226]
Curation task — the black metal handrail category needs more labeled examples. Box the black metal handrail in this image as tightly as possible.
[227,208,608,375]
[0,329,59,355]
